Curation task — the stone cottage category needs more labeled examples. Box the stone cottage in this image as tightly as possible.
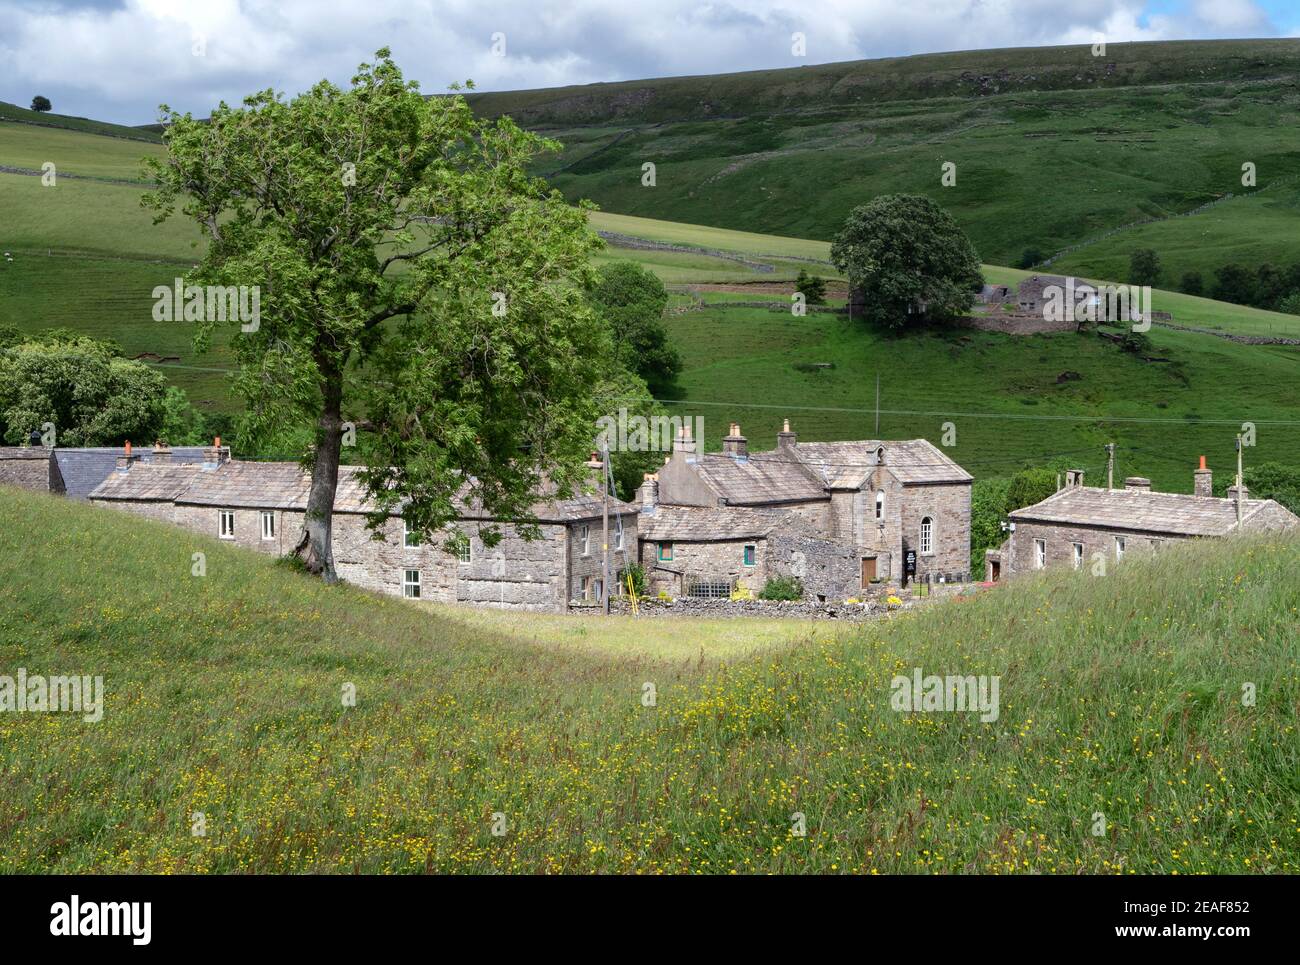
[985,459,1299,580]
[645,420,972,592]
[634,482,861,600]
[88,444,637,611]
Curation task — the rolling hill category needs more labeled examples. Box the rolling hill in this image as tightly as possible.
[2,50,1298,498]
[466,39,1300,278]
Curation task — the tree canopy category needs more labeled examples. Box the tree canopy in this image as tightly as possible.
[589,261,679,395]
[145,49,613,579]
[0,334,168,446]
[830,194,983,330]
[30,96,51,113]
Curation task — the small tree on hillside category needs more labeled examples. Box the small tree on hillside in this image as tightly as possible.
[589,261,680,395]
[1128,248,1161,287]
[1180,271,1203,296]
[830,194,983,330]
[795,268,827,305]
[30,96,52,113]
[145,50,611,581]
[1017,248,1045,269]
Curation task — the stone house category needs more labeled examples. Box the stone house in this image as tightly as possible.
[88,443,637,611]
[645,420,972,592]
[985,460,1299,580]
[634,491,861,601]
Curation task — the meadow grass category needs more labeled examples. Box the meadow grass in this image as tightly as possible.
[0,486,1295,873]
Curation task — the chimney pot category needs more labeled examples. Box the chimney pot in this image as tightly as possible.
[1124,476,1151,492]
[1193,456,1213,497]
[777,418,797,452]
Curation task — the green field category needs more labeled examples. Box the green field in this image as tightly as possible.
[2,485,1296,873]
[471,40,1300,279]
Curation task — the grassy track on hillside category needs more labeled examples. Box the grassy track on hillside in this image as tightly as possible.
[1,486,1296,873]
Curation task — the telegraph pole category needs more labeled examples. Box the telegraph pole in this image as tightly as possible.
[1235,434,1244,530]
[601,442,612,615]
[1106,442,1115,490]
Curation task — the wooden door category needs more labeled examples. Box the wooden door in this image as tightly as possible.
[861,557,876,587]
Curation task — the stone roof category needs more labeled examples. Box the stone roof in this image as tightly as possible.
[89,459,634,523]
[690,452,826,505]
[792,439,972,488]
[1008,486,1291,537]
[53,446,215,499]
[637,505,791,542]
[88,463,208,502]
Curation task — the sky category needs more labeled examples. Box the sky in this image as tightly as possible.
[1,0,1297,126]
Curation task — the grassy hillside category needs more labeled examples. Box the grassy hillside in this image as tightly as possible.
[0,100,163,144]
[2,110,1297,489]
[467,40,1300,273]
[1,485,1296,873]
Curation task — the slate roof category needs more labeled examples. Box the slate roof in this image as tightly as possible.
[54,446,215,499]
[792,439,972,488]
[89,459,635,523]
[637,505,792,542]
[690,452,826,505]
[1008,486,1290,537]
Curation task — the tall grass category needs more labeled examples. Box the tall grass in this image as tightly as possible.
[0,487,1295,873]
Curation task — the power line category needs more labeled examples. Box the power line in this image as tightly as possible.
[631,396,1300,427]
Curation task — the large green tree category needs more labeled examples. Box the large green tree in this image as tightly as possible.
[0,336,168,445]
[830,194,983,329]
[589,261,679,395]
[145,50,610,580]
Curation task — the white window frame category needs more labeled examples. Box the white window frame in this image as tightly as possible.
[581,524,591,556]
[260,511,276,541]
[1071,542,1083,570]
[919,517,934,556]
[219,510,235,540]
[1115,536,1126,562]
[403,519,421,549]
[615,526,624,552]
[402,569,422,598]
[457,538,472,564]
[875,490,885,522]
[1034,538,1046,569]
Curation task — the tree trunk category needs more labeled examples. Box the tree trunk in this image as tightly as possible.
[294,366,344,582]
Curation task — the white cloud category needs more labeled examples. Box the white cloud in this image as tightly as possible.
[0,0,1284,124]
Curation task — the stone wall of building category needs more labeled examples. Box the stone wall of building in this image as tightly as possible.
[566,512,638,604]
[89,498,179,525]
[898,482,971,582]
[766,527,864,601]
[0,452,56,492]
[641,536,766,597]
[1004,520,1176,576]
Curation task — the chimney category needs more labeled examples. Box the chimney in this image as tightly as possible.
[115,440,139,472]
[26,428,41,448]
[1227,482,1249,502]
[674,423,697,458]
[152,440,173,465]
[721,422,748,460]
[202,436,228,469]
[1124,476,1151,492]
[1065,468,1085,488]
[777,418,797,452]
[1193,456,1212,497]
[638,473,659,513]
